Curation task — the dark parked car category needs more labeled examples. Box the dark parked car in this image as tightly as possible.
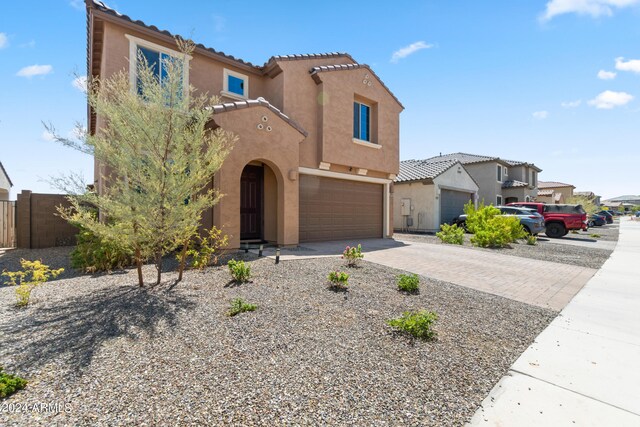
[588,214,606,227]
[451,206,545,235]
[596,210,614,224]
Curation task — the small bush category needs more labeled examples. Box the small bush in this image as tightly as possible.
[71,226,133,273]
[436,223,464,245]
[183,227,229,270]
[590,233,601,238]
[2,259,64,307]
[328,270,349,289]
[227,298,257,317]
[464,201,500,234]
[342,244,364,267]
[397,273,420,293]
[386,310,438,340]
[526,235,538,245]
[466,205,526,248]
[228,259,251,283]
[0,366,27,398]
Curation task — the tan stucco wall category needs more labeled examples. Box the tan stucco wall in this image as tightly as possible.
[464,162,504,205]
[211,106,305,248]
[0,171,11,198]
[393,182,436,232]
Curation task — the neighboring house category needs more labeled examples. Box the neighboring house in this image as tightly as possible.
[86,1,403,248]
[0,162,12,201]
[602,195,640,211]
[574,191,601,207]
[536,181,575,204]
[393,159,479,232]
[424,153,541,206]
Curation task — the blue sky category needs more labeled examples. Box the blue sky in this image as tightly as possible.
[1,0,639,200]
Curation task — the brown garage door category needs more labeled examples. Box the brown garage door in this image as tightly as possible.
[299,175,383,242]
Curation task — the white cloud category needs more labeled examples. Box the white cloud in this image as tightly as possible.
[532,110,549,120]
[588,90,634,109]
[390,41,433,63]
[212,15,225,32]
[540,0,640,21]
[561,99,582,108]
[0,32,8,49]
[16,64,53,78]
[615,56,640,73]
[69,0,83,10]
[597,69,617,79]
[41,130,56,142]
[19,40,36,48]
[72,75,87,92]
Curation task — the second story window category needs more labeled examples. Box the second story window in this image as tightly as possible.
[531,171,537,187]
[353,101,371,142]
[223,69,249,99]
[136,46,182,94]
[497,165,502,182]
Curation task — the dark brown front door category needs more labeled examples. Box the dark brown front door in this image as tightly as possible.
[240,165,263,241]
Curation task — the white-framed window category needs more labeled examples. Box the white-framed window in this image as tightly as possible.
[222,69,249,99]
[496,195,503,206]
[125,34,191,95]
[531,171,537,187]
[353,101,371,142]
[497,165,502,182]
[525,195,531,202]
[504,166,508,177]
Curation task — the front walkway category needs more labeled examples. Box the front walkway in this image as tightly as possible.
[468,217,640,426]
[258,237,597,311]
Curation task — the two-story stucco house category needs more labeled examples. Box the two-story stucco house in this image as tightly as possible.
[536,181,575,204]
[86,1,403,249]
[424,153,541,206]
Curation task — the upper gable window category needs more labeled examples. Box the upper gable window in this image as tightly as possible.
[353,101,371,142]
[223,69,249,99]
[497,165,502,182]
[125,35,190,96]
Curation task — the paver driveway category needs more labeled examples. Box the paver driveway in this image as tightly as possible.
[261,237,597,311]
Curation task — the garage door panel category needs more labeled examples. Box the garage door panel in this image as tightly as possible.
[440,189,472,225]
[300,175,382,242]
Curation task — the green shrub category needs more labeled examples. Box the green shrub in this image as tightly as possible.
[71,226,133,273]
[182,227,229,270]
[397,273,420,293]
[590,233,601,238]
[328,270,349,288]
[526,235,538,245]
[342,244,364,267]
[386,310,438,340]
[227,298,257,317]
[2,259,64,307]
[436,223,464,245]
[0,366,27,398]
[464,202,526,248]
[228,259,251,283]
[464,201,500,234]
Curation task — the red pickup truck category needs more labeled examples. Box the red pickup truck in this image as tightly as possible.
[507,202,588,238]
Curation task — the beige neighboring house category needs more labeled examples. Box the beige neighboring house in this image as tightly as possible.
[86,1,403,248]
[574,191,601,206]
[393,159,479,232]
[536,181,575,204]
[424,153,541,206]
[0,162,12,201]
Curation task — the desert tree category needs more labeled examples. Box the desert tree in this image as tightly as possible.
[48,38,235,285]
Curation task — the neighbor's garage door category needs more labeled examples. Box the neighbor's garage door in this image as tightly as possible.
[440,189,472,225]
[299,175,383,242]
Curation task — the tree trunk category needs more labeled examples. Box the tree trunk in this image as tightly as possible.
[135,246,144,287]
[155,250,163,285]
[177,238,190,282]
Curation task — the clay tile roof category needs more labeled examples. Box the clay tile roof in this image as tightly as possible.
[89,0,262,69]
[0,161,12,187]
[206,97,308,137]
[425,152,541,171]
[395,159,460,183]
[266,52,356,67]
[309,63,404,109]
[502,180,528,189]
[537,189,554,196]
[537,181,575,189]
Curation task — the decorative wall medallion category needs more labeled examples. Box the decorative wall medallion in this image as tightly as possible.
[257,123,264,130]
[261,115,268,122]
[266,126,272,132]
[363,73,372,87]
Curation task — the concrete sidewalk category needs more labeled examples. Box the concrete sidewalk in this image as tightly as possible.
[469,217,640,426]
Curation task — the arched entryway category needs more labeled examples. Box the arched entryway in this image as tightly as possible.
[505,196,518,205]
[240,161,281,243]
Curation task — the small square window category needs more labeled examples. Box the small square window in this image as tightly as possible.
[353,101,371,141]
[223,69,248,99]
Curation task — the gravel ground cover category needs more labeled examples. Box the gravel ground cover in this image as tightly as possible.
[0,250,555,426]
[396,222,617,270]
